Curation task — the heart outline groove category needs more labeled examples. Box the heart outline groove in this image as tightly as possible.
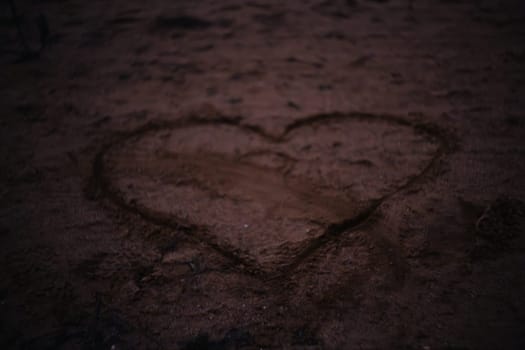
[90,112,455,277]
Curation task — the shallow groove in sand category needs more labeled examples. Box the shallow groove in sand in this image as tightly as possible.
[90,112,454,277]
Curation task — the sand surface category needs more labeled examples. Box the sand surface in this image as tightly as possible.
[1,0,525,349]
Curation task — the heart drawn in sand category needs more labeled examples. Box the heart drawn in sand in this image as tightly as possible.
[96,113,446,274]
